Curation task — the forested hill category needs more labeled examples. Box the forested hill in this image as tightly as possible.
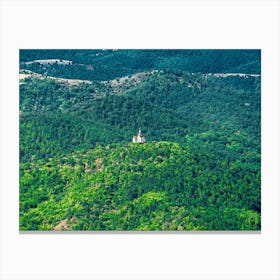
[19,49,261,231]
[20,141,260,231]
[20,49,261,81]
[20,70,260,162]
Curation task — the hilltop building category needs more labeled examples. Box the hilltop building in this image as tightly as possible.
[132,129,146,144]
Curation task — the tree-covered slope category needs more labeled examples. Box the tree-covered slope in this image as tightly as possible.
[20,141,260,231]
[20,70,260,162]
[20,49,261,81]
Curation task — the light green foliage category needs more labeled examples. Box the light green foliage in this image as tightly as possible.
[20,141,260,231]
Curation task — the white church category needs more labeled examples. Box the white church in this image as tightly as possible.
[132,129,146,144]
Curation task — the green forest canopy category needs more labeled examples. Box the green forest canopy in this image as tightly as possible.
[19,49,261,231]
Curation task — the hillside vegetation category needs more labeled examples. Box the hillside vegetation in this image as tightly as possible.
[20,49,261,81]
[19,49,261,231]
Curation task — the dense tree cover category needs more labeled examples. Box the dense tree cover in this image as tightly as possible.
[19,50,261,231]
[20,112,127,162]
[20,71,260,162]
[20,49,261,81]
[20,77,110,112]
[20,141,260,231]
[123,71,261,138]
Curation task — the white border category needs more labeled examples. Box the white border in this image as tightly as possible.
[1,1,279,280]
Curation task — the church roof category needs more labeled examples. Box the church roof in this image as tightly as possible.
[137,129,143,137]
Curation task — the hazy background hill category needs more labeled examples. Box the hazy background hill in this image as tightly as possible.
[20,49,261,81]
